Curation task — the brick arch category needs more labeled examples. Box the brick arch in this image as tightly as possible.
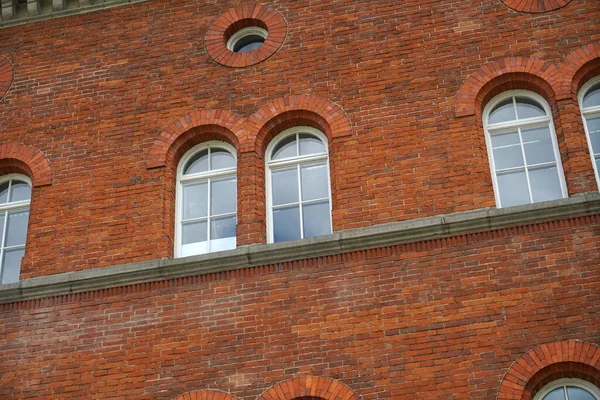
[500,0,573,13]
[497,340,600,400]
[557,42,600,99]
[0,143,52,187]
[257,376,360,400]
[147,110,246,169]
[244,95,352,153]
[455,57,561,119]
[0,56,13,100]
[171,389,240,400]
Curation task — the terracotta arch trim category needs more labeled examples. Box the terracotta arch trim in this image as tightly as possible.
[501,0,573,13]
[0,143,52,187]
[258,376,360,400]
[171,389,240,400]
[454,57,561,118]
[557,42,600,98]
[205,3,287,68]
[0,56,14,100]
[498,340,600,400]
[246,95,352,153]
[146,109,246,169]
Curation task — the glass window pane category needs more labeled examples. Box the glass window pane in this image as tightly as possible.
[529,166,563,203]
[182,220,207,245]
[0,182,9,204]
[182,182,208,220]
[497,170,530,207]
[272,135,297,160]
[302,201,331,239]
[596,157,600,179]
[585,116,600,154]
[184,150,209,175]
[542,387,566,400]
[0,214,4,247]
[210,216,236,252]
[10,181,31,202]
[272,168,299,206]
[301,164,329,201]
[583,83,600,108]
[566,387,596,400]
[489,98,516,124]
[1,248,24,284]
[522,126,555,165]
[6,210,29,247]
[273,205,301,243]
[299,133,325,155]
[515,97,546,119]
[234,36,265,53]
[211,148,235,170]
[491,131,524,170]
[211,177,236,215]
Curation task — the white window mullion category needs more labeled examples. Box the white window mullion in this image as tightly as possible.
[564,385,569,400]
[297,164,305,239]
[0,210,7,282]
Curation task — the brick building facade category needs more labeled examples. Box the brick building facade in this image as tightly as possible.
[0,0,599,398]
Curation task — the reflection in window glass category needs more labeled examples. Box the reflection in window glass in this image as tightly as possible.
[0,177,31,284]
[268,129,332,243]
[178,144,237,257]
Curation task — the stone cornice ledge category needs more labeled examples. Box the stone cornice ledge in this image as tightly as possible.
[1,192,599,303]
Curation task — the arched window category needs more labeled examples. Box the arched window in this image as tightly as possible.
[483,91,567,208]
[176,142,237,257]
[534,379,600,400]
[579,76,600,188]
[0,175,31,284]
[266,127,332,243]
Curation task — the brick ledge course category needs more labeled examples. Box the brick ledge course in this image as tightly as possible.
[1,192,599,304]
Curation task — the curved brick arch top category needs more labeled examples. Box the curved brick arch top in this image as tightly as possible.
[455,57,561,118]
[0,143,52,187]
[558,42,600,98]
[501,0,573,13]
[171,389,240,400]
[245,95,352,153]
[205,3,287,68]
[147,110,246,169]
[498,340,600,400]
[0,56,14,100]
[258,376,360,400]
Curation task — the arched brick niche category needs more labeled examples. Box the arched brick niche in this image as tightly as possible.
[0,56,14,100]
[171,389,240,400]
[454,57,560,119]
[257,376,360,400]
[0,143,53,187]
[500,0,573,13]
[205,3,287,68]
[497,340,600,400]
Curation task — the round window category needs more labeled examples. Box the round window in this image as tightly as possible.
[227,27,268,53]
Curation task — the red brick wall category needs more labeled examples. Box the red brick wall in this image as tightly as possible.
[0,0,598,277]
[0,216,599,398]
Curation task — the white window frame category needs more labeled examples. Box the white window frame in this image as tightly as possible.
[533,378,600,400]
[226,27,268,52]
[265,126,333,244]
[578,76,600,189]
[0,174,31,284]
[175,141,237,258]
[483,90,568,208]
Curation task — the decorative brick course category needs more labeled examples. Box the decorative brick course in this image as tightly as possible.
[500,0,573,13]
[0,143,52,186]
[0,56,13,100]
[498,340,600,399]
[205,3,287,68]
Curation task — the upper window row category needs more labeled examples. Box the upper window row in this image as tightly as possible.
[175,127,332,258]
[483,77,600,208]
